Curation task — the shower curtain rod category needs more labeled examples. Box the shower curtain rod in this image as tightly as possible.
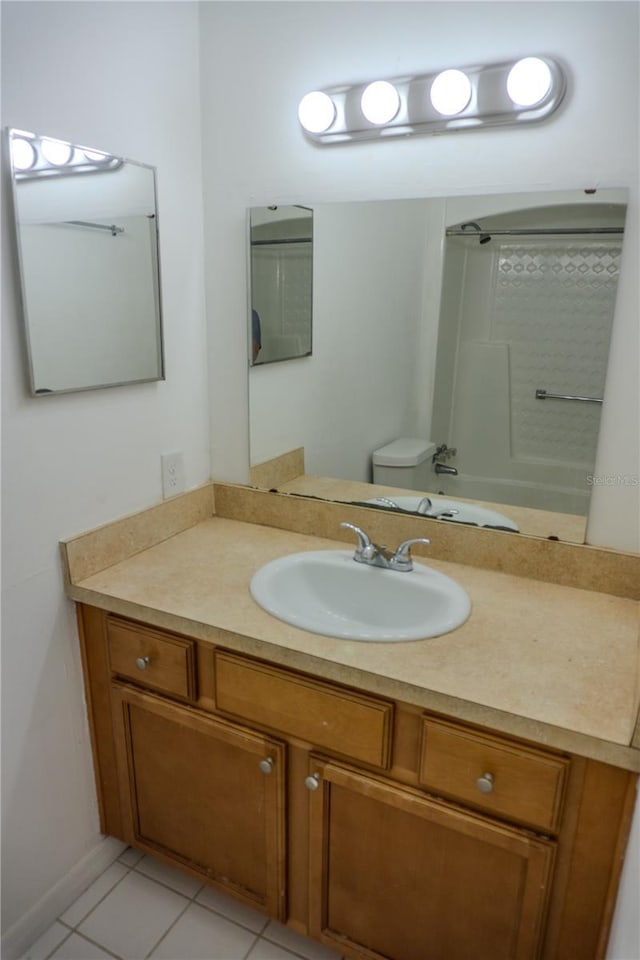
[446,226,624,237]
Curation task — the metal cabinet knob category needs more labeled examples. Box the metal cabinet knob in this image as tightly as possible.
[259,757,274,775]
[305,773,321,791]
[135,656,151,671]
[476,772,494,794]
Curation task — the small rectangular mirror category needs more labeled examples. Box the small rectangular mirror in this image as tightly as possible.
[7,128,165,395]
[249,205,313,365]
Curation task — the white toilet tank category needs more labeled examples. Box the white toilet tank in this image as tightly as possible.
[372,438,437,490]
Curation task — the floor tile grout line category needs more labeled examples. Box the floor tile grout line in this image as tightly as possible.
[40,860,137,958]
[59,858,138,934]
[142,895,196,960]
[42,924,74,960]
[107,853,207,960]
[110,849,278,940]
[97,853,263,960]
[38,849,342,960]
[42,923,123,960]
[140,876,267,960]
[43,851,202,960]
[247,933,342,960]
[134,856,271,938]
[132,857,207,903]
[193,896,270,938]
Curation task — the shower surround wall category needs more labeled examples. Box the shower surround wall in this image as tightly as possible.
[433,231,620,515]
[251,238,312,363]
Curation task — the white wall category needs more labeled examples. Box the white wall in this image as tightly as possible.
[199,3,638,957]
[250,199,430,480]
[201,0,639,554]
[1,0,210,950]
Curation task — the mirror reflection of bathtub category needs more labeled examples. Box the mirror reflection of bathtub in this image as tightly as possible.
[365,495,520,533]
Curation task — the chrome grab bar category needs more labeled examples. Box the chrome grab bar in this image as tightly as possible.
[65,220,124,236]
[535,388,603,404]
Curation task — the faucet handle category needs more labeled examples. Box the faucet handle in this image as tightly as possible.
[340,522,376,561]
[390,537,431,571]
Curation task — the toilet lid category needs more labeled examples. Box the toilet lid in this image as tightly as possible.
[372,438,436,467]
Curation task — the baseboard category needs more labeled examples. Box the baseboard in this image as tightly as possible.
[1,835,126,959]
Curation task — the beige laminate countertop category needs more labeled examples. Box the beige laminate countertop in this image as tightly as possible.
[66,515,640,771]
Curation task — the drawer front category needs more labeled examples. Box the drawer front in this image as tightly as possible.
[107,616,197,701]
[419,717,568,833]
[214,650,393,769]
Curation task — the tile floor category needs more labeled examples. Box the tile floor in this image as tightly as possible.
[22,848,343,960]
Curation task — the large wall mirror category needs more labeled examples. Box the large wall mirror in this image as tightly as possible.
[7,128,165,395]
[248,188,627,545]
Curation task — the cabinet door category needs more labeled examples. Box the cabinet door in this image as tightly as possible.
[308,758,555,960]
[112,684,286,918]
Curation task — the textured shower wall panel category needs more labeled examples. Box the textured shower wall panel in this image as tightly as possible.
[252,244,312,362]
[492,240,620,467]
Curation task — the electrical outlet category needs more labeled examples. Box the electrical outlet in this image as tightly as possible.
[161,451,185,499]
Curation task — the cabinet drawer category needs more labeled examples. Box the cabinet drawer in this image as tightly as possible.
[214,650,393,768]
[419,717,568,833]
[107,616,197,701]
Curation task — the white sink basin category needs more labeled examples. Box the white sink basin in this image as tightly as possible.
[250,550,471,642]
[366,496,519,532]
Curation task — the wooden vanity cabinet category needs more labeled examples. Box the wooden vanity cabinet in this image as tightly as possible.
[307,756,555,960]
[111,683,286,919]
[77,605,637,960]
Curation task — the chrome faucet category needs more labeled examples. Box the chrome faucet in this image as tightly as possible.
[431,507,460,519]
[416,497,459,519]
[434,462,458,476]
[340,522,430,572]
[433,443,458,476]
[375,497,401,510]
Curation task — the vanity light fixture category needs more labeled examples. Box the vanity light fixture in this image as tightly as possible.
[8,129,123,180]
[298,55,566,143]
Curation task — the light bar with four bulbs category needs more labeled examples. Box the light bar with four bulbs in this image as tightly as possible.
[298,56,566,144]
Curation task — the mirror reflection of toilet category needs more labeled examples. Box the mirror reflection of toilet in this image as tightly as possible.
[372,438,437,490]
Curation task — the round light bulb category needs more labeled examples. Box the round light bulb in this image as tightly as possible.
[298,91,336,134]
[41,138,73,165]
[360,80,400,125]
[83,148,109,162]
[11,137,36,171]
[430,69,472,116]
[507,57,552,107]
